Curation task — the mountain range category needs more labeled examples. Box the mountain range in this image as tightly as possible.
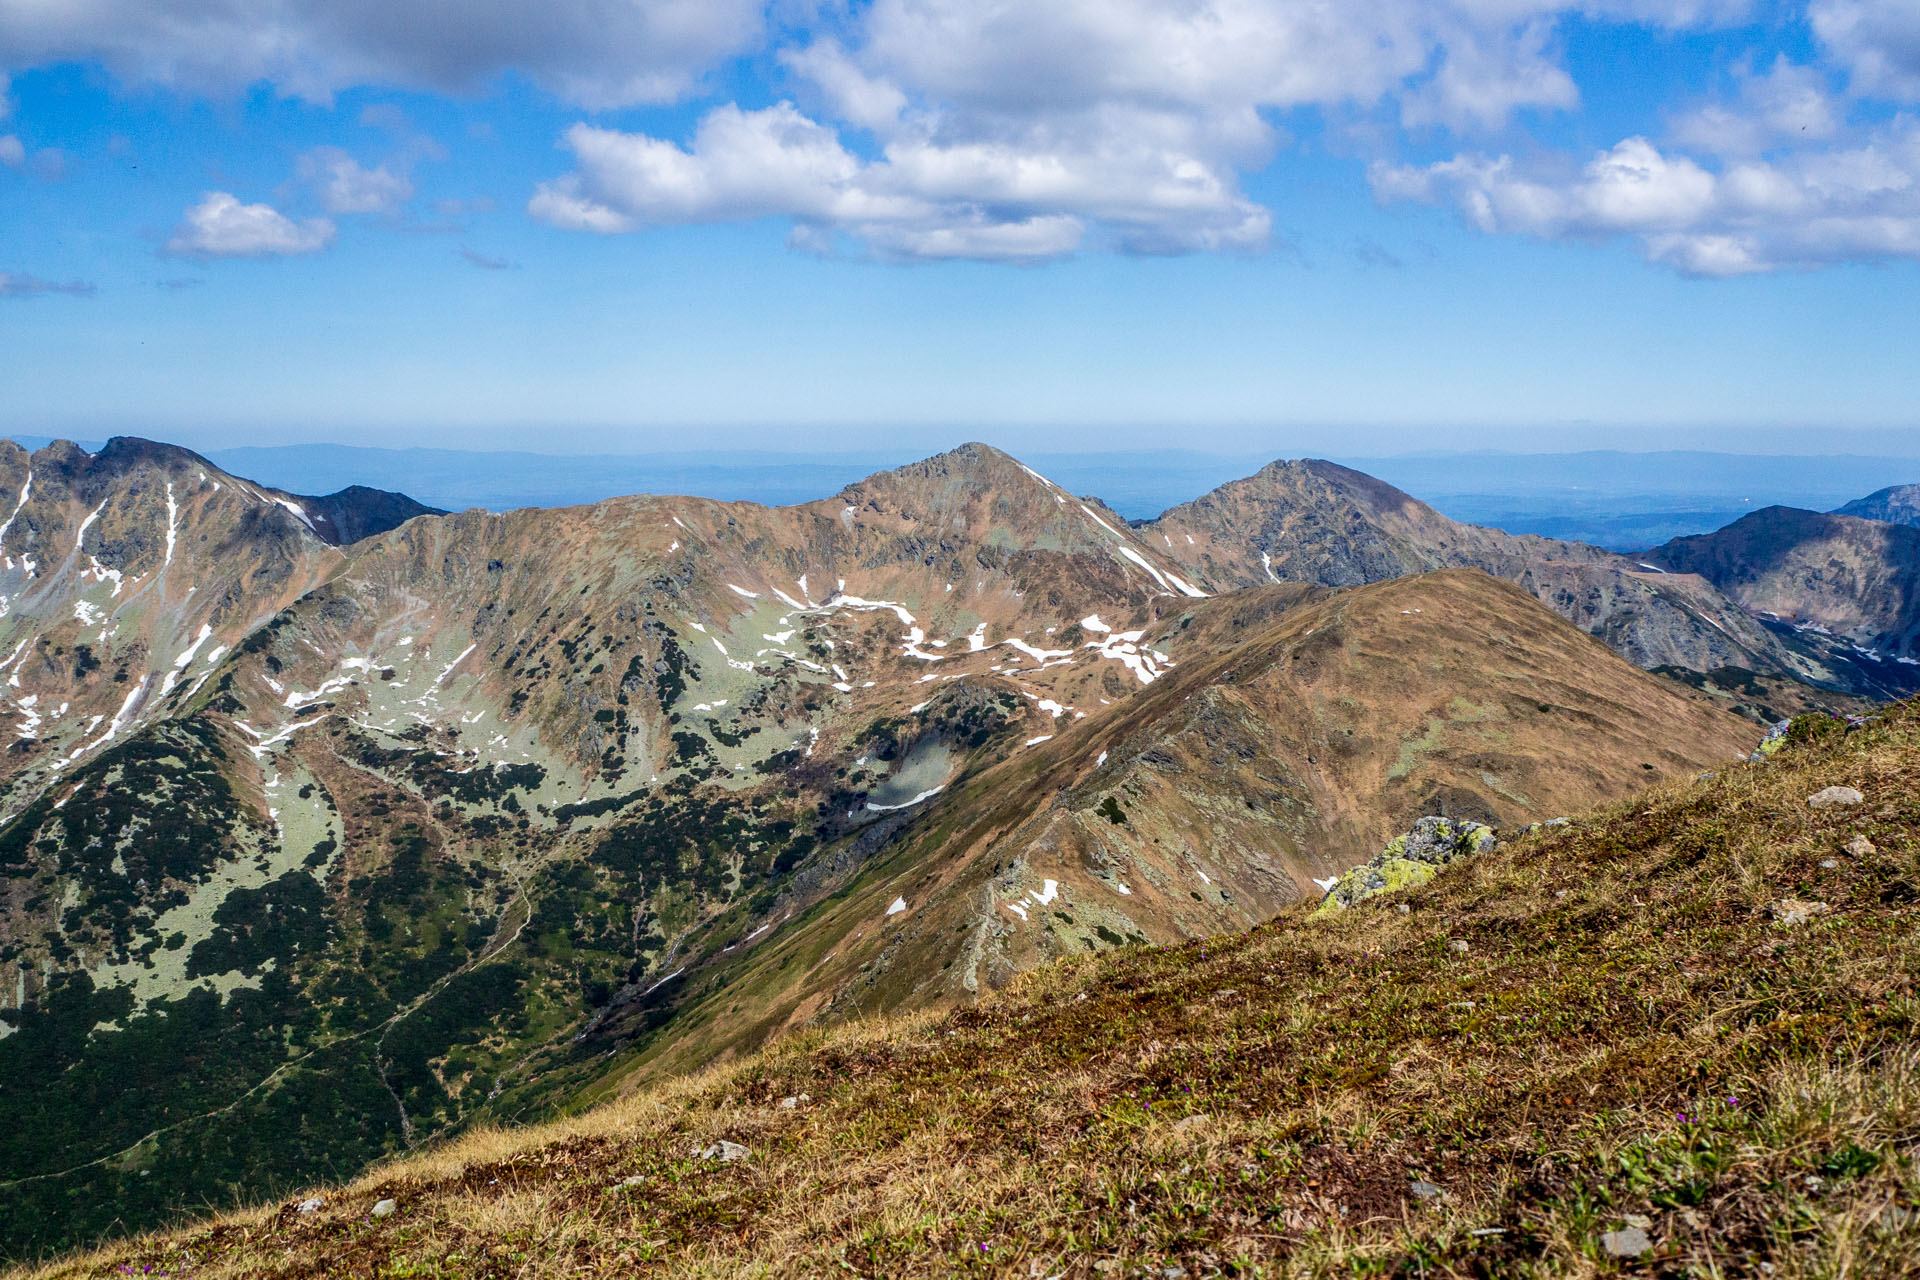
[0,435,1913,1259]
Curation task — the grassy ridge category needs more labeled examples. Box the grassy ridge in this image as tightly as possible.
[17,701,1920,1278]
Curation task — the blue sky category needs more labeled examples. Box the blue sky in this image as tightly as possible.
[1,1,1917,456]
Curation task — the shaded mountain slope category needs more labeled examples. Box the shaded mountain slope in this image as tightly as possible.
[1835,481,1920,527]
[1140,459,1894,692]
[1648,506,1920,663]
[288,485,445,545]
[28,692,1920,1280]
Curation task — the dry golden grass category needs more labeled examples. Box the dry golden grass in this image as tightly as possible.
[14,702,1920,1278]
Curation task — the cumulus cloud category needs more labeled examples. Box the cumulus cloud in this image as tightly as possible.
[1671,57,1843,155]
[13,0,1920,271]
[1811,0,1920,100]
[1372,122,1920,274]
[164,191,336,258]
[524,1,1763,262]
[297,146,413,214]
[0,271,94,297]
[529,99,1270,261]
[0,133,20,166]
[0,0,763,108]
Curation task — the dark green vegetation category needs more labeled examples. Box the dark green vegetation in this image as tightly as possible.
[0,701,830,1261]
[30,697,1920,1278]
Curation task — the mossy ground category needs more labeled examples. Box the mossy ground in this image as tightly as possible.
[15,701,1920,1279]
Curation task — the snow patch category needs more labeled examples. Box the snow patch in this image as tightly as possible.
[164,482,178,567]
[0,471,32,549]
[866,785,944,812]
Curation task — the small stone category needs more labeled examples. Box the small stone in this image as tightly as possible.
[1847,834,1876,857]
[1396,903,1411,915]
[1819,858,1838,869]
[1410,1180,1443,1202]
[295,1197,323,1214]
[1601,1226,1652,1258]
[616,1175,646,1189]
[371,1199,397,1218]
[1624,1213,1653,1230]
[1449,939,1469,954]
[1448,1001,1476,1011]
[1772,898,1830,927]
[700,1139,751,1163]
[779,1095,801,1109]
[1808,786,1864,809]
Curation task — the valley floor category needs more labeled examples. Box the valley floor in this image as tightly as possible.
[17,703,1920,1279]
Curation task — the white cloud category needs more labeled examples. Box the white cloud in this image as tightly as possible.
[527,1,1759,262]
[1400,19,1579,133]
[1373,122,1920,274]
[13,0,1916,273]
[0,0,763,108]
[529,99,1270,261]
[1811,0,1920,100]
[1671,57,1842,155]
[164,191,336,258]
[297,146,413,214]
[0,133,21,166]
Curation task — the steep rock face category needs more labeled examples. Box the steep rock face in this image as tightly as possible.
[1141,458,1888,691]
[0,438,350,812]
[1835,482,1920,527]
[1648,507,1920,660]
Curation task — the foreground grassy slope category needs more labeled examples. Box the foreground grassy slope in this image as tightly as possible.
[21,701,1920,1278]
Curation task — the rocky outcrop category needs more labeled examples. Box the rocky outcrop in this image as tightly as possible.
[1310,815,1497,917]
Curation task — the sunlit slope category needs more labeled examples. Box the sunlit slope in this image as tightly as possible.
[26,687,1919,1280]
[578,569,1756,1089]
[1144,457,1896,692]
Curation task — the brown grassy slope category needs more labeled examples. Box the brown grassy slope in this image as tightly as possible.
[27,612,1920,1279]
[570,568,1757,1091]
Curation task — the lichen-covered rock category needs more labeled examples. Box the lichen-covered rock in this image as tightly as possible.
[1311,817,1496,917]
[1750,718,1794,762]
